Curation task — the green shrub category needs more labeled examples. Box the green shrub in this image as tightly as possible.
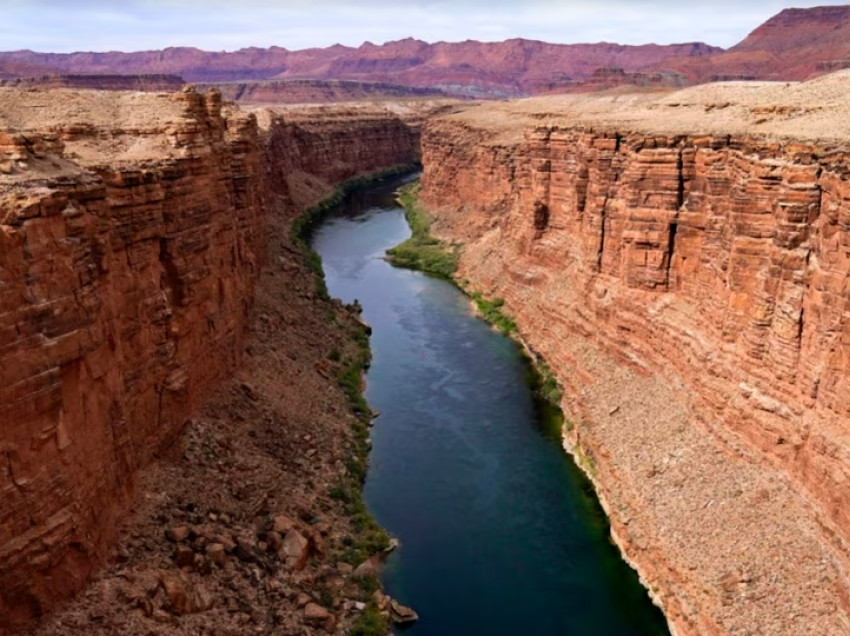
[350,602,389,636]
[470,292,517,334]
[536,361,563,405]
[286,166,420,621]
[386,182,458,278]
[357,574,382,596]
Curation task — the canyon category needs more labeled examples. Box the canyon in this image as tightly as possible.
[0,86,429,635]
[418,71,850,636]
[6,58,850,636]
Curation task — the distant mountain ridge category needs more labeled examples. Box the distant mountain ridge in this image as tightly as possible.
[3,5,850,96]
[194,79,452,104]
[655,5,850,83]
[0,39,721,97]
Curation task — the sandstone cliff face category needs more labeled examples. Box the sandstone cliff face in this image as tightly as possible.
[419,90,850,636]
[0,88,420,633]
[256,104,422,209]
[0,89,267,630]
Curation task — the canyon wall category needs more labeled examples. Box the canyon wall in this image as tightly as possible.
[256,104,422,208]
[0,88,420,633]
[0,88,268,631]
[419,81,850,636]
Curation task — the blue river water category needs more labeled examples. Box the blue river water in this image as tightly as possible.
[310,176,670,636]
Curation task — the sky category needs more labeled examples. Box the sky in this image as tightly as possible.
[2,0,849,53]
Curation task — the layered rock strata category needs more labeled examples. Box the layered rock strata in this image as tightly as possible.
[0,88,267,631]
[195,79,449,104]
[419,73,850,636]
[0,75,185,92]
[255,104,422,207]
[0,87,420,633]
[0,39,720,97]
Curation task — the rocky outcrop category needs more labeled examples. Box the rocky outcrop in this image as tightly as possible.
[0,74,185,91]
[536,67,691,94]
[0,87,421,634]
[196,79,449,104]
[418,81,850,636]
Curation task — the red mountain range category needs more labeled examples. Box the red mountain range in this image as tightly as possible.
[658,5,850,82]
[2,5,850,96]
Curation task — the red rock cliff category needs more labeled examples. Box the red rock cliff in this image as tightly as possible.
[419,79,850,636]
[257,104,421,205]
[0,89,267,630]
[0,88,421,633]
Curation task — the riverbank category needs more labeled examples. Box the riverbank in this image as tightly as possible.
[387,181,566,440]
[315,176,669,635]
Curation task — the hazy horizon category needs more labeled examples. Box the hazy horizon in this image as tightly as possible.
[3,0,850,54]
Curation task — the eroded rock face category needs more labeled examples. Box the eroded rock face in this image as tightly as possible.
[0,88,421,633]
[420,107,850,636]
[0,89,267,630]
[258,105,422,210]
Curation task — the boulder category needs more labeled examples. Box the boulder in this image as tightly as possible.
[266,530,282,552]
[389,599,419,625]
[166,525,190,543]
[296,593,312,608]
[303,602,331,626]
[272,515,295,534]
[352,556,378,578]
[174,545,195,568]
[158,571,214,616]
[205,543,227,567]
[282,529,310,569]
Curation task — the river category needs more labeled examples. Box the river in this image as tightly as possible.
[310,175,670,636]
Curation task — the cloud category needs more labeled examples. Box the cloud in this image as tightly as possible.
[2,0,849,53]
